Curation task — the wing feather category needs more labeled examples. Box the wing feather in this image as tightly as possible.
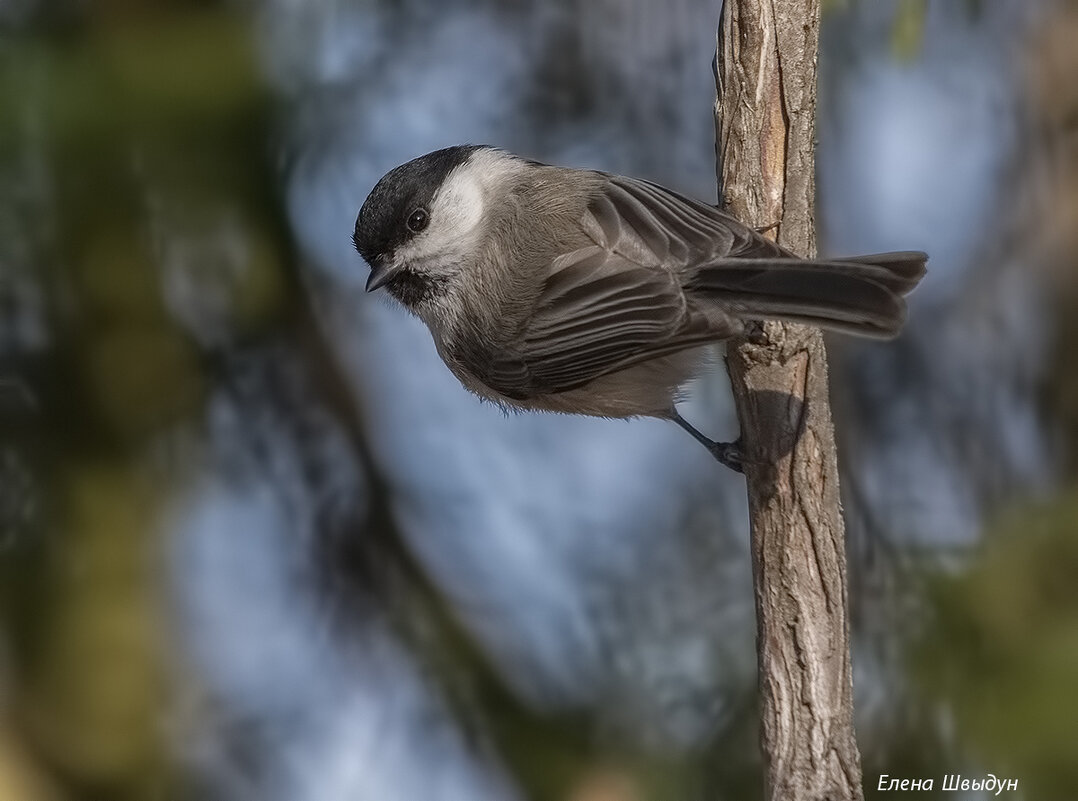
[606,175,785,262]
[472,175,778,399]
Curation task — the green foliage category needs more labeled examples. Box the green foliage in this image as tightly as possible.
[0,11,260,146]
[1045,280,1078,478]
[913,492,1078,799]
[0,3,293,798]
[822,0,987,60]
[891,0,929,61]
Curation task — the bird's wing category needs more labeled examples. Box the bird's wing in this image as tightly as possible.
[474,175,756,400]
[588,174,787,265]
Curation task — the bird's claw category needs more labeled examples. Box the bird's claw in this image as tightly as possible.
[708,439,744,473]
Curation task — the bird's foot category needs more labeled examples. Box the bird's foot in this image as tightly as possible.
[707,438,744,473]
[669,410,746,473]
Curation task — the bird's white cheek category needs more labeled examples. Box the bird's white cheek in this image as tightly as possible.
[436,172,485,235]
[399,163,488,265]
[420,168,486,258]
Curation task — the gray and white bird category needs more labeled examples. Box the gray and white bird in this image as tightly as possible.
[353,145,926,470]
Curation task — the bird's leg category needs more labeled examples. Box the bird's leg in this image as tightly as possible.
[754,221,780,235]
[669,410,744,473]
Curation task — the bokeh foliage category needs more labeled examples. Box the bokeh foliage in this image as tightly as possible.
[0,2,290,798]
[0,1,1074,800]
[822,0,985,58]
[912,493,1078,801]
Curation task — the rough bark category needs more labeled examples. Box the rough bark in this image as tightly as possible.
[714,2,864,799]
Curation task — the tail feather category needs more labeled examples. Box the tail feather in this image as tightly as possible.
[688,251,927,339]
[830,250,928,295]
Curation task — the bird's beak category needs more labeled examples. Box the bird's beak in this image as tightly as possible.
[365,261,393,293]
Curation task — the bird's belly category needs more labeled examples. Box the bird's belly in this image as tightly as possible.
[503,348,712,419]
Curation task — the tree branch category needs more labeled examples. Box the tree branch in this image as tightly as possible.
[714,1,864,799]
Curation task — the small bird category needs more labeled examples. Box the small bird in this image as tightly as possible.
[353,145,926,470]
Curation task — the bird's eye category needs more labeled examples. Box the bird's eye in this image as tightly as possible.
[406,208,429,233]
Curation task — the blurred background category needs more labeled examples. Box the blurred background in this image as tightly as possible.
[0,0,1075,799]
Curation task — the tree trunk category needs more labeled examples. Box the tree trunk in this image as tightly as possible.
[713,2,864,799]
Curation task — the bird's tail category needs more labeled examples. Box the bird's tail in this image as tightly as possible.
[689,251,928,338]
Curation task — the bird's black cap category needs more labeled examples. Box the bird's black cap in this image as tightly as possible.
[353,145,486,266]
